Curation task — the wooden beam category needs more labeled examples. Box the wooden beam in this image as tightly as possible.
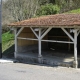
[41,40,74,44]
[41,28,48,35]
[17,37,38,41]
[16,27,24,37]
[41,27,52,39]
[30,27,38,38]
[77,30,80,36]
[61,28,74,42]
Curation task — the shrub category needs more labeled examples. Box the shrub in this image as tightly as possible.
[2,31,14,43]
[36,4,60,16]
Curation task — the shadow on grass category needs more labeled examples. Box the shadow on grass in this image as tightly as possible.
[3,44,14,58]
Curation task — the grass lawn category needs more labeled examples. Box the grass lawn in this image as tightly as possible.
[2,31,14,53]
[66,8,80,13]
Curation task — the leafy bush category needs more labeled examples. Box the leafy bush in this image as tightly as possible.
[36,4,60,16]
[2,31,14,43]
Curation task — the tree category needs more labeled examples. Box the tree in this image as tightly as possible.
[2,0,39,22]
[55,0,80,13]
[2,0,40,32]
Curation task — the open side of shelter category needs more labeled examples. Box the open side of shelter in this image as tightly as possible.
[13,27,80,68]
[9,14,80,68]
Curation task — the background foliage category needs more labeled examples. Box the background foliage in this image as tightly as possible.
[36,4,60,16]
[2,0,80,31]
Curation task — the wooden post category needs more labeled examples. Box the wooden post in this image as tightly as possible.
[38,28,42,57]
[0,0,2,58]
[14,28,17,58]
[73,29,78,68]
[38,28,42,63]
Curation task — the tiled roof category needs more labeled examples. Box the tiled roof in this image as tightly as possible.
[9,14,80,28]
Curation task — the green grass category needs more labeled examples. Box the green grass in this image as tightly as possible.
[66,8,80,13]
[2,31,14,52]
